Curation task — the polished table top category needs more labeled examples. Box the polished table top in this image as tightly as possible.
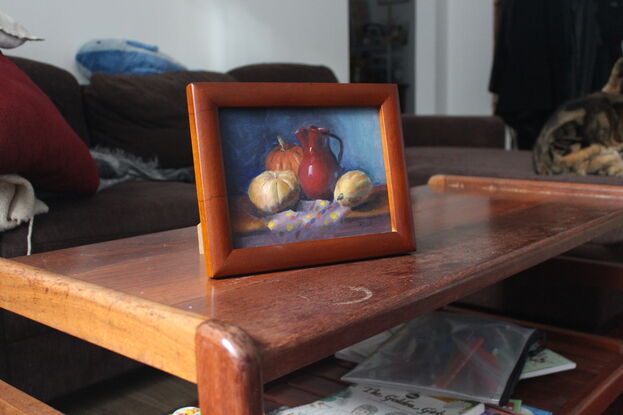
[3,176,623,385]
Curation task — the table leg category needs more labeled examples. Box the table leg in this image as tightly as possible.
[196,320,263,415]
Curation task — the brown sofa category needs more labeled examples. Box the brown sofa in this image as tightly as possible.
[3,56,623,403]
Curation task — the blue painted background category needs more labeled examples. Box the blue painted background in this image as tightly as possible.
[219,107,385,195]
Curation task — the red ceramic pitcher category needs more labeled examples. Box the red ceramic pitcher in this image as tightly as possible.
[296,126,344,200]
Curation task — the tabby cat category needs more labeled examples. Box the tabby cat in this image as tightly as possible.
[533,58,623,175]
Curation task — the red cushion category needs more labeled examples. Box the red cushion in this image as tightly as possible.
[0,53,99,194]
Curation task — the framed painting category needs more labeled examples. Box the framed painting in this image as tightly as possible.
[187,82,414,277]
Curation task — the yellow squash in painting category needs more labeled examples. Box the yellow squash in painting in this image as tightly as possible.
[334,170,373,207]
[248,170,300,214]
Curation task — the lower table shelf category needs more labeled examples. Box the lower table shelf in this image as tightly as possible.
[9,312,623,415]
[264,311,623,415]
[263,358,354,412]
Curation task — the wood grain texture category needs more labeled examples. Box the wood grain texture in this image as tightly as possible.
[558,355,623,415]
[49,366,198,415]
[0,258,205,383]
[5,177,623,412]
[428,174,623,198]
[186,82,415,277]
[196,320,263,415]
[0,380,63,415]
[7,179,623,384]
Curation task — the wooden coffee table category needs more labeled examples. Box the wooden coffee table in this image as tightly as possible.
[3,175,623,414]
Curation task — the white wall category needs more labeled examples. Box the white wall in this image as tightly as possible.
[201,0,349,82]
[5,0,490,111]
[415,0,494,115]
[2,0,348,83]
[415,0,443,114]
[3,0,207,83]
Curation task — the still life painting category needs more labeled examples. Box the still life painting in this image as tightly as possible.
[187,82,414,277]
[219,107,391,249]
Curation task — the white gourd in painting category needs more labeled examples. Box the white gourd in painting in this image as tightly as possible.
[248,170,300,214]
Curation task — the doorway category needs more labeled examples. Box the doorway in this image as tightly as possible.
[349,0,416,113]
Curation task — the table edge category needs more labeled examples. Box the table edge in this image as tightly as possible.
[0,258,205,383]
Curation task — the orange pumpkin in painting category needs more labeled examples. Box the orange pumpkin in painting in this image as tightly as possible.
[265,137,303,175]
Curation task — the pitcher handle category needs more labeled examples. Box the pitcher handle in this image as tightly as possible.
[327,132,344,164]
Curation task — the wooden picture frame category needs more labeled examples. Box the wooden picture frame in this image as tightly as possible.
[187,82,415,277]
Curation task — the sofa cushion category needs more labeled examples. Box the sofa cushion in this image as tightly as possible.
[406,147,534,187]
[407,146,623,187]
[83,70,236,168]
[566,242,623,262]
[227,63,339,83]
[401,115,506,148]
[458,262,623,333]
[0,180,199,258]
[6,327,139,401]
[0,53,99,194]
[8,56,91,144]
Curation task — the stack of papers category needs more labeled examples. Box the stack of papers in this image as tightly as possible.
[270,384,484,415]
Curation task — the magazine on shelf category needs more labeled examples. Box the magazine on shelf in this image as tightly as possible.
[519,348,576,379]
[269,384,484,415]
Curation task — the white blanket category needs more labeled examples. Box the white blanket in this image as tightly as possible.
[0,174,48,232]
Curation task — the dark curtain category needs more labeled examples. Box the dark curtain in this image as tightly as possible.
[490,0,623,149]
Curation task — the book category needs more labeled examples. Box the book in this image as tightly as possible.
[521,405,552,415]
[484,402,552,415]
[270,384,484,415]
[520,348,576,379]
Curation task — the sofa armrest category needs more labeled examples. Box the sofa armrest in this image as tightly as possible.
[401,115,506,148]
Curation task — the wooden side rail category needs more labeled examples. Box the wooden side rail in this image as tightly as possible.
[0,380,63,415]
[428,174,623,200]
